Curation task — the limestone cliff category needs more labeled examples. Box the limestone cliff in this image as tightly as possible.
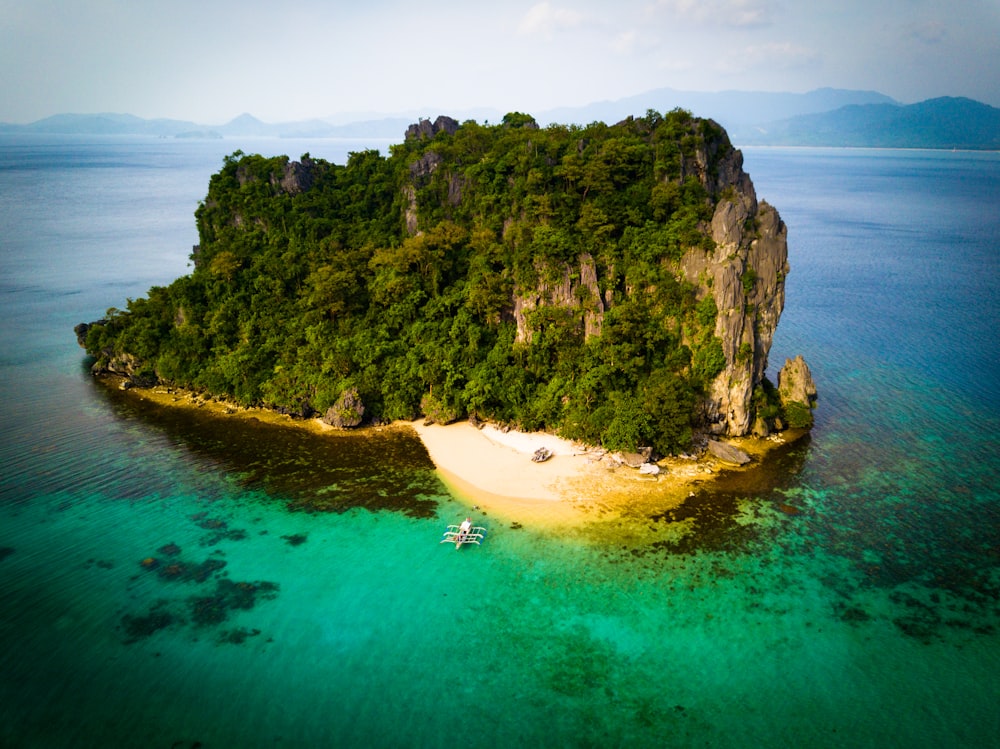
[679,145,790,435]
[403,116,797,438]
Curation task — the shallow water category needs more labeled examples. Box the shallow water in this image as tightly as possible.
[1,137,998,747]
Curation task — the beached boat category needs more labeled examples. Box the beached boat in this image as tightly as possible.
[531,447,552,463]
[440,518,486,549]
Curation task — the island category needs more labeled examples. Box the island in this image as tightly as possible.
[76,110,817,518]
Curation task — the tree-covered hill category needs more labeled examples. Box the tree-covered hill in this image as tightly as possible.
[79,109,805,455]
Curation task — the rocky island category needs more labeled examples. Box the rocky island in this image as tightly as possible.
[77,110,816,508]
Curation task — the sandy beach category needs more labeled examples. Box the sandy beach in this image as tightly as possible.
[104,377,794,528]
[406,419,773,527]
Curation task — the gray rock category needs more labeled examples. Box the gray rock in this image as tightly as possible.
[404,116,460,141]
[621,452,648,468]
[777,355,818,407]
[707,439,751,465]
[322,387,365,428]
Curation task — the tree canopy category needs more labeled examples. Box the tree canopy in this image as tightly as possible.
[84,109,743,455]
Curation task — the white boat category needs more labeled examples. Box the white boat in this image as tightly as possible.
[440,518,487,549]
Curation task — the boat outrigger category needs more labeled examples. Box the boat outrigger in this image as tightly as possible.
[441,517,486,549]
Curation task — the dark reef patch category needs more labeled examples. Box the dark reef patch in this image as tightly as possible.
[121,545,278,644]
[281,533,307,546]
[140,552,227,584]
[121,600,176,643]
[0,546,15,562]
[93,378,443,519]
[218,626,262,645]
[189,579,279,627]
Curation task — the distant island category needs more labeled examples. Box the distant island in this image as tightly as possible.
[736,97,1000,150]
[6,88,999,150]
[76,109,817,459]
[174,130,223,140]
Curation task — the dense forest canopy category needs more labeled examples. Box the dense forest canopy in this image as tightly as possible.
[82,109,788,455]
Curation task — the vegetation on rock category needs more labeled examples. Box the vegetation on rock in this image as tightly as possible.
[81,109,801,454]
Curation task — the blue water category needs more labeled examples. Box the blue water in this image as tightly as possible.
[1,136,998,748]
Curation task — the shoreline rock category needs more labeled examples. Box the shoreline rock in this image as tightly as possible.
[707,439,752,465]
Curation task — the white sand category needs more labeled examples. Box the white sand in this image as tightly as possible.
[405,419,795,528]
[409,420,596,502]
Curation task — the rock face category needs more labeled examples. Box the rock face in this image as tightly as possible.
[507,128,794,437]
[679,144,790,436]
[322,387,365,428]
[405,116,460,141]
[275,156,315,194]
[512,254,605,343]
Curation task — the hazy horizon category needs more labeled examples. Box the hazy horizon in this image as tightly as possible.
[2,1,998,125]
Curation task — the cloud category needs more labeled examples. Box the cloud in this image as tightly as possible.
[650,0,776,28]
[518,2,588,37]
[610,29,639,54]
[717,41,821,74]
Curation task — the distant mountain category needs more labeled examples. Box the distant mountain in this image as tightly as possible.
[0,110,410,140]
[740,97,1000,149]
[3,91,997,149]
[537,87,898,132]
[0,112,202,136]
[216,113,274,137]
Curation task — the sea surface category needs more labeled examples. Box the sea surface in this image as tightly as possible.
[1,134,998,748]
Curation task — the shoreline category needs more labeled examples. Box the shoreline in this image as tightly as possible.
[101,377,800,528]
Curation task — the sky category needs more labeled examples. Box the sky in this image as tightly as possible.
[1,0,998,124]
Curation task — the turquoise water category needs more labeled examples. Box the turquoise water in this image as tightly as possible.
[1,137,998,747]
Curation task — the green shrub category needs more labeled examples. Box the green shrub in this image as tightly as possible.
[783,401,814,429]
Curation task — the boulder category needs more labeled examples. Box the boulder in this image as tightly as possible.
[322,387,365,428]
[620,452,648,468]
[707,439,751,465]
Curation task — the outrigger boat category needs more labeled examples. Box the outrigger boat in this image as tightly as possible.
[441,518,486,549]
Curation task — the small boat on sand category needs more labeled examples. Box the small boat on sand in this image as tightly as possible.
[440,518,487,549]
[531,447,552,463]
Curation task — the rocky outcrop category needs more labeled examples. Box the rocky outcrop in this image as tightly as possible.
[234,156,317,195]
[322,387,365,428]
[74,321,103,347]
[409,151,443,181]
[777,355,818,429]
[274,156,315,194]
[681,144,790,436]
[512,254,605,343]
[778,355,816,405]
[405,116,460,141]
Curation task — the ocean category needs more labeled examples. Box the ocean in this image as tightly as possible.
[0,134,998,748]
